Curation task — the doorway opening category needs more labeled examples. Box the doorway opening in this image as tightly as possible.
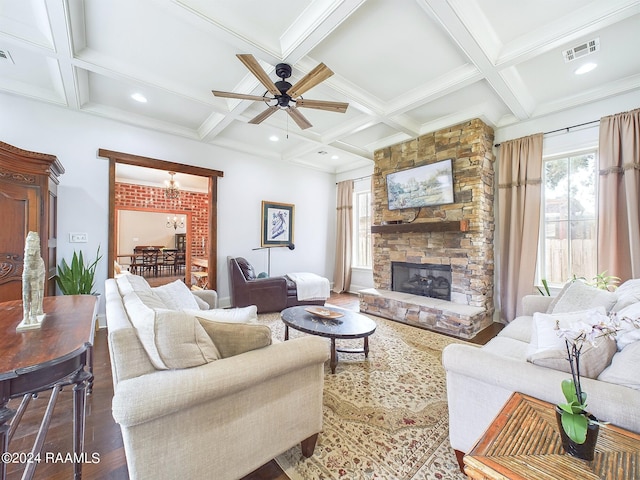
[100,149,223,289]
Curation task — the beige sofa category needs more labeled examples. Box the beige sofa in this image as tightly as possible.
[443,278,640,455]
[105,274,329,480]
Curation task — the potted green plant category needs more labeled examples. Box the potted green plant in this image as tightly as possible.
[56,246,102,295]
[555,310,639,459]
[589,271,620,291]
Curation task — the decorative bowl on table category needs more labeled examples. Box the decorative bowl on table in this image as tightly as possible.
[305,307,344,319]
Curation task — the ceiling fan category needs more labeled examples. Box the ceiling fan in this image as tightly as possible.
[212,54,349,130]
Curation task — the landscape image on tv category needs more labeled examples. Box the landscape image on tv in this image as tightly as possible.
[386,159,454,210]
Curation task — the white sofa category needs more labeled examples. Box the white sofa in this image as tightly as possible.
[443,278,640,455]
[105,274,329,480]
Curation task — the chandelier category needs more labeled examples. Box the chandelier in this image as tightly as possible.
[166,215,185,230]
[164,171,180,199]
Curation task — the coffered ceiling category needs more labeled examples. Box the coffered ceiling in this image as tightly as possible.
[1,0,639,173]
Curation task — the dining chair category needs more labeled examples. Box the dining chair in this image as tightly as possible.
[162,249,178,274]
[176,251,186,274]
[141,248,159,277]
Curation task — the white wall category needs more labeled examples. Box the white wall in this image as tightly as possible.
[117,210,187,255]
[0,92,337,318]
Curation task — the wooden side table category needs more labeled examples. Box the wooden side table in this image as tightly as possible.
[0,295,97,480]
[464,392,640,480]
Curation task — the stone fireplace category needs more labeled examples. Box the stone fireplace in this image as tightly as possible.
[359,118,495,339]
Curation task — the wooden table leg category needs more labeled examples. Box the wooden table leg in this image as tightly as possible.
[0,412,11,480]
[73,378,89,480]
[330,338,337,374]
[364,336,370,358]
[284,325,289,341]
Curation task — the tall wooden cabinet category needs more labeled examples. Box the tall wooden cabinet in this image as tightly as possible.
[0,141,64,303]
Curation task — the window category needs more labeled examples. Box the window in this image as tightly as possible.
[538,150,597,285]
[352,187,372,268]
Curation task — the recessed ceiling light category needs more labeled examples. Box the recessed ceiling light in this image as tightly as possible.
[269,135,279,142]
[131,93,147,103]
[575,63,597,75]
[331,155,339,160]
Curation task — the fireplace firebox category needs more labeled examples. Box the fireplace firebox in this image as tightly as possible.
[391,262,452,301]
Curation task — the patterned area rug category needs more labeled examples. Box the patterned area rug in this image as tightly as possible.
[256,310,472,480]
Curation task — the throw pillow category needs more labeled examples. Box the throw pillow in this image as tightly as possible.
[614,302,640,350]
[527,307,607,357]
[153,279,200,311]
[132,289,166,310]
[547,280,617,314]
[527,307,616,379]
[197,318,272,358]
[188,305,258,323]
[116,274,150,296]
[598,341,640,390]
[611,279,640,312]
[123,295,220,369]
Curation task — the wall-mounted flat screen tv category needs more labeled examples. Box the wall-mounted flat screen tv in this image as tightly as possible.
[386,159,454,210]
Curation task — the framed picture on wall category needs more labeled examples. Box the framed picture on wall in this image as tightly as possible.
[261,201,294,247]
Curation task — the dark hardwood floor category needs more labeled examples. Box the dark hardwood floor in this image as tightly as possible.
[5,292,502,479]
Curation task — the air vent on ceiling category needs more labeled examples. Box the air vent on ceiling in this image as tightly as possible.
[0,49,14,64]
[562,38,600,63]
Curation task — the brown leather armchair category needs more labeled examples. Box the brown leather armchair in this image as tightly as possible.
[228,257,325,313]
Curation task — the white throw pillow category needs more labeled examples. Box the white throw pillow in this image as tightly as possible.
[547,280,617,314]
[527,307,616,379]
[598,341,640,390]
[187,305,258,324]
[614,302,640,350]
[123,295,219,370]
[133,289,166,310]
[153,280,200,311]
[611,279,640,312]
[116,274,151,296]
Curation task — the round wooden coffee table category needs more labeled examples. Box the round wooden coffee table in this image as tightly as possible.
[281,305,377,374]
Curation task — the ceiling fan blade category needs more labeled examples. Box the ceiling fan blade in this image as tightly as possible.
[236,54,281,97]
[295,98,349,113]
[212,90,271,102]
[286,107,312,130]
[248,106,279,125]
[286,63,334,98]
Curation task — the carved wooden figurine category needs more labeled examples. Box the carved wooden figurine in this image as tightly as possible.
[18,231,46,331]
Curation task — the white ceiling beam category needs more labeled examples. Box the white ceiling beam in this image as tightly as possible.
[280,0,367,62]
[385,64,483,117]
[45,0,82,109]
[417,0,532,120]
[82,103,201,140]
[169,0,282,63]
[532,73,640,119]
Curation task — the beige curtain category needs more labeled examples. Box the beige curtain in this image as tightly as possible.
[333,180,353,293]
[598,108,640,281]
[498,133,544,322]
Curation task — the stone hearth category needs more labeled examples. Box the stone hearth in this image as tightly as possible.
[359,118,495,339]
